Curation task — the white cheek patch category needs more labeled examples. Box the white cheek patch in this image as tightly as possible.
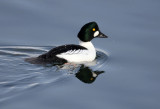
[93,31,99,37]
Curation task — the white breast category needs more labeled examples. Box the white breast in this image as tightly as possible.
[56,41,96,63]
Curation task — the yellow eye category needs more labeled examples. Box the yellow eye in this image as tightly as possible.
[92,28,95,31]
[90,78,94,80]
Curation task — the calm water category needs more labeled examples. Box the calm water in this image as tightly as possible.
[0,0,160,109]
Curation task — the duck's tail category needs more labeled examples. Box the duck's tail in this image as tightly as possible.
[25,56,67,65]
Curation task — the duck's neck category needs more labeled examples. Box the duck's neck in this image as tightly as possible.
[79,40,95,50]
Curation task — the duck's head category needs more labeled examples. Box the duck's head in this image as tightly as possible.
[78,22,108,42]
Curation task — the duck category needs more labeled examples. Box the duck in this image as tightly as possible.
[25,21,108,65]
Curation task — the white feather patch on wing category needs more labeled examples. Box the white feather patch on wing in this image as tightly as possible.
[58,49,85,55]
[74,49,80,54]
[62,49,82,55]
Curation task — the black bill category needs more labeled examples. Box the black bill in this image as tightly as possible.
[98,31,108,38]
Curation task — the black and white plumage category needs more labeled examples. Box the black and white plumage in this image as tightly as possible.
[39,44,87,63]
[25,22,108,65]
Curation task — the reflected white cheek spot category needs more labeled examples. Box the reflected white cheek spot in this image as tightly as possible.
[92,72,97,77]
[93,31,99,37]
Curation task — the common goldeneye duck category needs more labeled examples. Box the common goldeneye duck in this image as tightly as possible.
[26,22,108,65]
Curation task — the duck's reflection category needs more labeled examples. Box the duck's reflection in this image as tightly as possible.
[25,57,105,84]
[75,65,104,84]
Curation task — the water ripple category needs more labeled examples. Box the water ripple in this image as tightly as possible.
[0,45,108,102]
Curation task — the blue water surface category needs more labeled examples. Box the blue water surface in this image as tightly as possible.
[0,0,160,109]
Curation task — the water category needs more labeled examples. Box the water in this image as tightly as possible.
[0,0,160,109]
[0,46,108,101]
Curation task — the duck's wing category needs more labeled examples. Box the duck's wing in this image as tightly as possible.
[38,44,87,61]
[47,44,87,56]
[25,45,87,65]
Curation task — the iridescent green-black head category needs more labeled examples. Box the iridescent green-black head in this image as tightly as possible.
[78,22,108,42]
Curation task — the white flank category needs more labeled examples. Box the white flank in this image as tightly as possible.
[56,41,96,63]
